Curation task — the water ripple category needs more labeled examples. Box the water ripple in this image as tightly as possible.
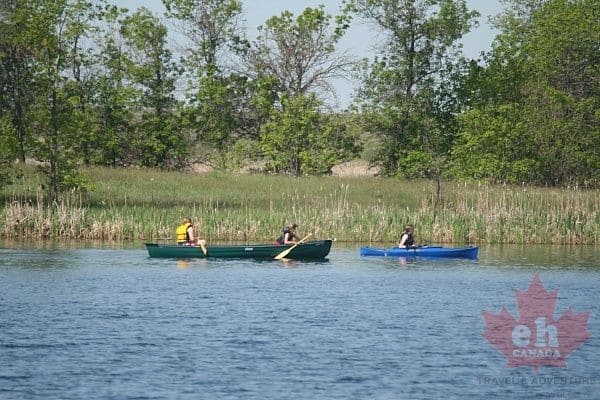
[0,244,598,399]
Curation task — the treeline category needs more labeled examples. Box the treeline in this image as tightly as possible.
[1,0,599,203]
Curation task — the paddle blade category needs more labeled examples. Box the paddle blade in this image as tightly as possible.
[274,247,292,260]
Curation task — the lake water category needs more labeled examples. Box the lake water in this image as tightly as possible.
[1,241,599,399]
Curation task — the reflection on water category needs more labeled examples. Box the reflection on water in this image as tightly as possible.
[175,259,211,269]
[0,238,142,251]
[0,241,598,400]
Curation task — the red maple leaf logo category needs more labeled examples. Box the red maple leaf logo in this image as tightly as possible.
[482,274,590,371]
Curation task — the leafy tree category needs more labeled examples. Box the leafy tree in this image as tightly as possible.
[120,7,188,169]
[65,0,106,166]
[260,94,359,176]
[163,0,244,72]
[27,0,100,202]
[452,0,600,187]
[92,6,135,166]
[164,0,250,164]
[0,115,19,189]
[246,7,358,176]
[451,104,539,182]
[523,0,600,185]
[188,73,244,164]
[247,6,351,98]
[345,0,478,179]
[0,0,37,163]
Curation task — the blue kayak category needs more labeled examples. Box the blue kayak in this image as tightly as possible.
[360,245,478,259]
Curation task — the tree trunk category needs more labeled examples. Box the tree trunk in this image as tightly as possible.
[49,87,59,204]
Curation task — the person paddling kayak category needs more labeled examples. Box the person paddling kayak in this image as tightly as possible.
[398,224,415,248]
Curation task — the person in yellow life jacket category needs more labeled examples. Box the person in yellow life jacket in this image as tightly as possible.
[176,217,206,250]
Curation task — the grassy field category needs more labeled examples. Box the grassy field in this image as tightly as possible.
[1,166,599,244]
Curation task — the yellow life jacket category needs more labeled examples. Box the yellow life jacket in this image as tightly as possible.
[176,222,191,243]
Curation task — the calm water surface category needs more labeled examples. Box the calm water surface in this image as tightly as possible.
[1,242,599,399]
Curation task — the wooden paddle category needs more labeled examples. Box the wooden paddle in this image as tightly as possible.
[274,233,312,260]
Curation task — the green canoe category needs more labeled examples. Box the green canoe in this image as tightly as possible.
[145,240,333,260]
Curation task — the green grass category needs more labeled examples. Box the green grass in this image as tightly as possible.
[1,166,599,244]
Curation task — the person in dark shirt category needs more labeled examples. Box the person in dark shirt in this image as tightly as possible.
[276,223,298,245]
[398,224,415,248]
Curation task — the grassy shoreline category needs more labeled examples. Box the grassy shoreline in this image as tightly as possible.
[1,166,599,244]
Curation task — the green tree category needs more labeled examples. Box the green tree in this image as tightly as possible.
[164,0,251,166]
[523,0,600,185]
[452,0,600,186]
[0,0,37,163]
[260,94,359,176]
[247,6,351,98]
[92,6,135,166]
[0,115,19,189]
[65,0,106,166]
[163,0,244,71]
[120,7,188,169]
[451,104,539,182]
[27,0,100,202]
[247,7,358,175]
[346,0,478,178]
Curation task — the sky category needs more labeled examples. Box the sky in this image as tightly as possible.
[241,1,504,59]
[117,0,505,108]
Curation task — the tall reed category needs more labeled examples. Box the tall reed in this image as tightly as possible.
[1,167,599,244]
